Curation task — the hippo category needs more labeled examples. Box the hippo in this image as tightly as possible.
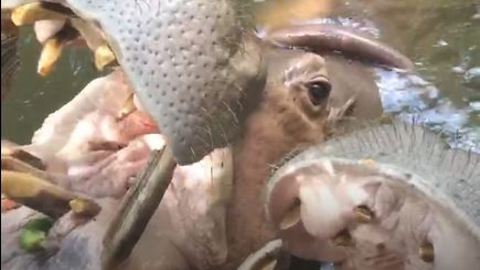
[2,1,478,270]
[1,16,412,269]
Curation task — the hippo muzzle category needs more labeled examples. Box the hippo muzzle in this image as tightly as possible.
[266,121,480,270]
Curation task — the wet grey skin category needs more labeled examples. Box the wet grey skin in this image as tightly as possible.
[267,121,480,270]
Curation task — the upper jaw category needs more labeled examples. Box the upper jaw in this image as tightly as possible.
[2,0,268,165]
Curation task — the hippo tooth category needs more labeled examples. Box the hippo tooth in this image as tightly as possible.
[279,197,302,230]
[11,3,66,26]
[353,205,374,223]
[418,241,434,263]
[94,43,116,71]
[37,37,63,76]
[116,92,137,121]
[237,239,282,270]
[68,198,101,218]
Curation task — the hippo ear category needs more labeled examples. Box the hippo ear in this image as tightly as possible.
[264,24,414,71]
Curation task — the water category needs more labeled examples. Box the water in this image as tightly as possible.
[1,27,97,143]
[2,0,479,151]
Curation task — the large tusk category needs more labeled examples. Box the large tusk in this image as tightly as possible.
[37,37,64,76]
[11,2,67,26]
[1,170,100,219]
[37,22,79,76]
[266,24,414,70]
[102,147,177,269]
[94,43,117,71]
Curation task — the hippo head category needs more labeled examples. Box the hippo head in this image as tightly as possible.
[2,0,267,165]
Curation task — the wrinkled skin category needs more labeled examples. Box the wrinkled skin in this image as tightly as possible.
[2,43,383,269]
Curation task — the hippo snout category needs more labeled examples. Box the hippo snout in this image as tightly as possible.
[266,121,480,270]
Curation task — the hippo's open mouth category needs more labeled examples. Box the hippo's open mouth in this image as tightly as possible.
[2,0,416,165]
[265,122,480,270]
[2,0,267,165]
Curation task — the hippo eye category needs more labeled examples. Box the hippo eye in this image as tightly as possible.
[306,80,331,106]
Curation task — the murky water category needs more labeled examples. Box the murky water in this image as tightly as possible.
[2,0,479,151]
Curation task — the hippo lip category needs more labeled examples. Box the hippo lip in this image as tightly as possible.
[2,0,267,165]
[266,121,480,269]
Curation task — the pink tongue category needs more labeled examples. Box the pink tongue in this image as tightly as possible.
[119,111,160,140]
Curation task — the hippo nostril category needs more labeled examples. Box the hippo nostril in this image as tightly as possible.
[306,80,331,106]
[279,197,302,230]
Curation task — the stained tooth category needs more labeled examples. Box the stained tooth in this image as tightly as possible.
[418,241,434,263]
[37,37,64,77]
[279,197,301,230]
[332,229,353,247]
[94,44,117,71]
[354,205,374,223]
[117,93,137,121]
[11,3,66,26]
